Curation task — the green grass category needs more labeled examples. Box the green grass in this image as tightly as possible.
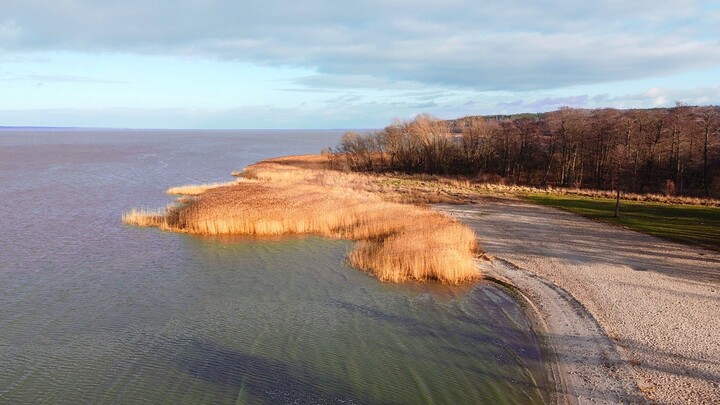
[524,193,720,251]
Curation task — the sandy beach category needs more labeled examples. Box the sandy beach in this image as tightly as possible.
[438,199,720,404]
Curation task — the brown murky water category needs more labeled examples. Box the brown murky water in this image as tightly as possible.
[0,129,551,404]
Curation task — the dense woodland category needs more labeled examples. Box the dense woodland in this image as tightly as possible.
[336,106,720,197]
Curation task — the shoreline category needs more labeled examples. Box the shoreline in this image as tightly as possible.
[125,154,719,403]
[438,199,720,404]
[481,258,641,404]
[124,154,570,401]
[480,272,567,404]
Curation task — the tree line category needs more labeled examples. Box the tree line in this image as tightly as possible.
[336,106,720,197]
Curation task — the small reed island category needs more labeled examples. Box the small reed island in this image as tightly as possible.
[123,154,482,284]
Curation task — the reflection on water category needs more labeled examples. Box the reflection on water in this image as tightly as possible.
[0,129,550,404]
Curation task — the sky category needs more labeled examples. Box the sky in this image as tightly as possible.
[1,1,719,129]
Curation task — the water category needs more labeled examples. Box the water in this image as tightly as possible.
[0,129,551,404]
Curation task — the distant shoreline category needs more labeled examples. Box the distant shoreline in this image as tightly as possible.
[0,126,374,132]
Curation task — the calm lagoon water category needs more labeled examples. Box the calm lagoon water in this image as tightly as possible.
[0,129,551,404]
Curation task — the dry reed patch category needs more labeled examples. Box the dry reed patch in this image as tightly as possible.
[242,157,360,186]
[350,217,479,283]
[263,154,334,170]
[168,182,480,283]
[166,180,242,196]
[374,172,720,207]
[122,208,167,228]
[241,157,376,200]
[125,156,482,284]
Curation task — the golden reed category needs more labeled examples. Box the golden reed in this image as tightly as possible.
[165,180,241,196]
[123,155,482,283]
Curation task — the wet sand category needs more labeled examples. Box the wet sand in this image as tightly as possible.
[438,199,720,404]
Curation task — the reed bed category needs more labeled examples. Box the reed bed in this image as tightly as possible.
[124,155,481,284]
[241,156,366,188]
[122,207,168,227]
[166,180,242,196]
[378,174,720,207]
[452,177,720,206]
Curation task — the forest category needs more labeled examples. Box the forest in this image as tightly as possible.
[336,106,720,197]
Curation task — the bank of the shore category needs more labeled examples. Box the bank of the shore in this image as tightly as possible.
[480,258,642,404]
[439,199,720,404]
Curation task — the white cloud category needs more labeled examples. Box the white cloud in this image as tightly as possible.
[0,72,125,84]
[0,18,21,42]
[1,1,719,91]
[587,86,720,109]
[645,87,665,97]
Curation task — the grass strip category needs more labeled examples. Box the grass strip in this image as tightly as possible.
[524,193,720,251]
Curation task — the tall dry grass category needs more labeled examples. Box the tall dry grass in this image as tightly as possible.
[375,172,720,207]
[122,207,167,227]
[124,154,482,284]
[166,180,242,196]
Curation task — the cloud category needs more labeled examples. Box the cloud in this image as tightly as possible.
[3,82,717,129]
[294,74,422,91]
[496,100,525,109]
[525,96,590,110]
[495,96,589,112]
[0,73,124,84]
[644,87,665,97]
[0,100,446,129]
[2,1,719,91]
[0,18,21,42]
[491,85,720,114]
[607,85,720,107]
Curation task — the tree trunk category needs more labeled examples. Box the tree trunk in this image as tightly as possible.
[703,125,710,196]
[614,188,621,218]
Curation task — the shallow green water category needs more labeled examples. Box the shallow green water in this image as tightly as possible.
[0,129,551,404]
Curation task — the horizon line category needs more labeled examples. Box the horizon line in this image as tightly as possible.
[0,126,376,131]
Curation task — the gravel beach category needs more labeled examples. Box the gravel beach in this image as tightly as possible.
[438,199,720,404]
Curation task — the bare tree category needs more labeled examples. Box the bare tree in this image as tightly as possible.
[695,108,720,196]
[335,107,720,198]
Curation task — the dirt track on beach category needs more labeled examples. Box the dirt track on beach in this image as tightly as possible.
[438,199,720,404]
